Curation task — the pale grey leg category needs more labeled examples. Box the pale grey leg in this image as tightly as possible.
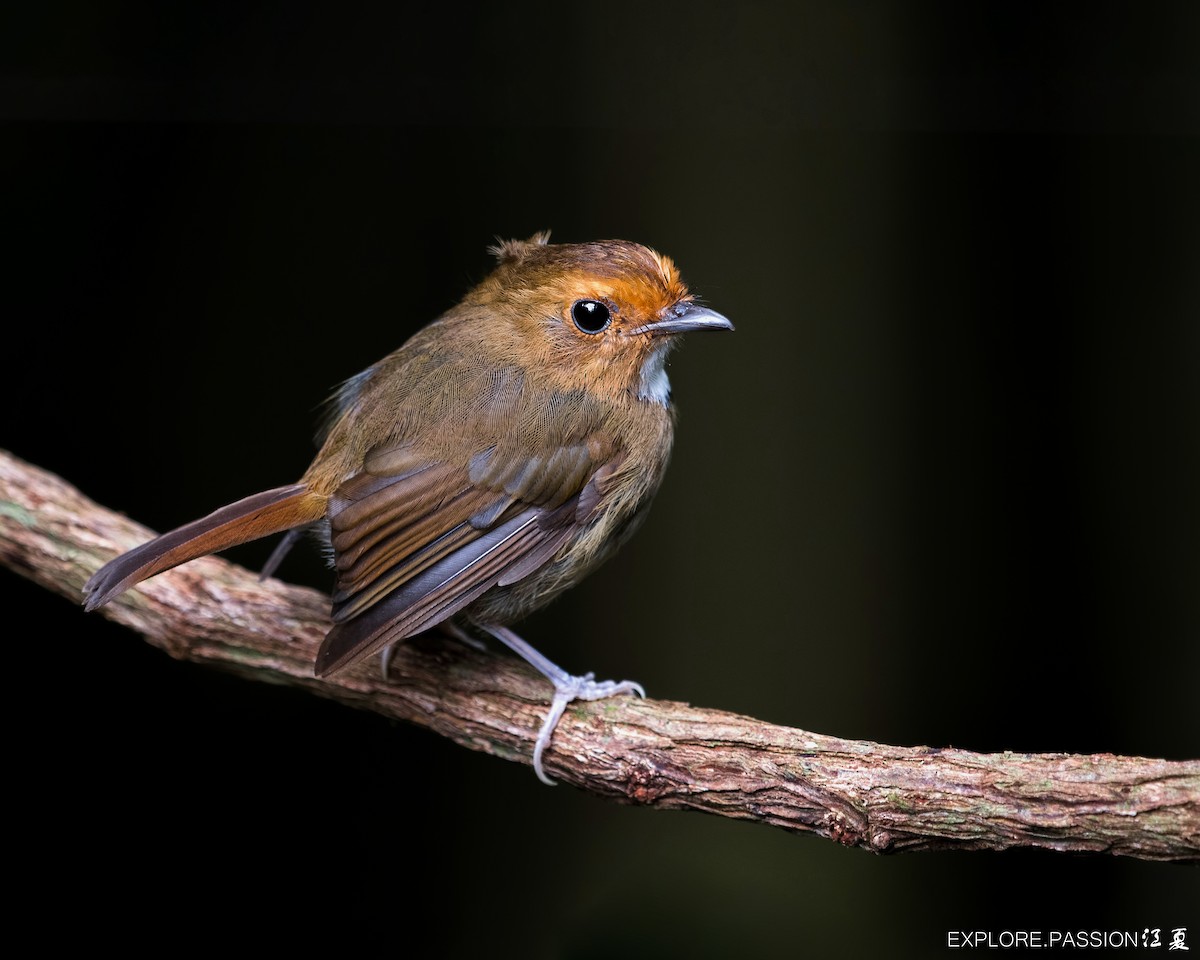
[477,623,645,786]
[379,621,487,679]
[259,528,303,581]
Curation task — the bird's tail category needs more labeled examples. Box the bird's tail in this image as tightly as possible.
[83,484,326,610]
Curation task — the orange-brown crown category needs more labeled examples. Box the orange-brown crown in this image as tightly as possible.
[459,233,696,400]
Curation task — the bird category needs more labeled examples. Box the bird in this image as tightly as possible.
[83,232,733,784]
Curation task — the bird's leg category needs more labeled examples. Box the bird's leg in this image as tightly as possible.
[477,623,645,786]
[379,621,487,680]
[380,642,397,681]
[259,528,303,581]
[438,620,489,652]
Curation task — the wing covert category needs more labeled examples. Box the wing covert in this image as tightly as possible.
[315,436,614,676]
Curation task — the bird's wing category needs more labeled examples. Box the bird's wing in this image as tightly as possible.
[314,438,618,676]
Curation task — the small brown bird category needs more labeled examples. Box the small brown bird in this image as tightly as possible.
[84,233,732,783]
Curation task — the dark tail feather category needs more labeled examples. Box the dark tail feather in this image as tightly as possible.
[83,484,325,610]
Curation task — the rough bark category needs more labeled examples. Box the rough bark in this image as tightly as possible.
[2,448,1197,862]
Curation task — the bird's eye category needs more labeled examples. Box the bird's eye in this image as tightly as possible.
[570,299,611,334]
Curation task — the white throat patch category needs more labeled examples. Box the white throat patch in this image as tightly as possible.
[637,343,673,406]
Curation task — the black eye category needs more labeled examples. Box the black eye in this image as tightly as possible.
[571,299,611,334]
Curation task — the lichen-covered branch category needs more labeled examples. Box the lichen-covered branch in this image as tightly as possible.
[2,448,1197,862]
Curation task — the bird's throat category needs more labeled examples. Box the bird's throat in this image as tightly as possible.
[637,343,673,406]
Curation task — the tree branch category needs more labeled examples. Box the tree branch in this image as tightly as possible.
[2,448,1196,861]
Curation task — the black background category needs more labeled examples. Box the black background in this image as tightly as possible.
[3,4,1197,955]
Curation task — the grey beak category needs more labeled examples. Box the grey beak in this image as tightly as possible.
[627,303,735,337]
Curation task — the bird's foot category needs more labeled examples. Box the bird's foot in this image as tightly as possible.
[478,624,645,785]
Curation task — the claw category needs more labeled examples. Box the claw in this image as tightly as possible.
[477,623,645,784]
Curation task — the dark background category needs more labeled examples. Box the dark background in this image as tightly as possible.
[3,3,1197,955]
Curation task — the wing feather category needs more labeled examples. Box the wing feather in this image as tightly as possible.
[314,435,614,676]
[316,506,571,676]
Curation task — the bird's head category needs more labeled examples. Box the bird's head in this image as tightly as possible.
[462,232,733,405]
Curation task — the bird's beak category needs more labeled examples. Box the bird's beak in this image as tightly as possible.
[627,303,734,337]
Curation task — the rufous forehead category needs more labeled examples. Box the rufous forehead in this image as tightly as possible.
[562,270,686,316]
[553,246,687,305]
[478,238,692,318]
